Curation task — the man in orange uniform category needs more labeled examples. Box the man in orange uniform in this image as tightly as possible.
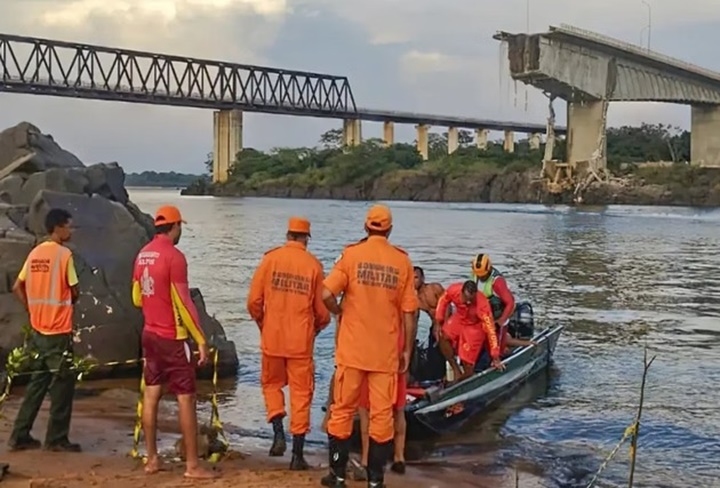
[247,217,331,470]
[9,208,81,453]
[435,280,504,383]
[131,205,216,480]
[322,204,418,488]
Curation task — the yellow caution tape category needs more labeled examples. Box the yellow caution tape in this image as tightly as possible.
[128,347,229,464]
[584,421,639,488]
[0,337,229,465]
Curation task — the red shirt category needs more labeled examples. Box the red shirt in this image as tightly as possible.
[435,282,499,359]
[131,234,206,344]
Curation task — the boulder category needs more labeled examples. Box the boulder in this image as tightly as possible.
[0,122,83,174]
[0,122,239,379]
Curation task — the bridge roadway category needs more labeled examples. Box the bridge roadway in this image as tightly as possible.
[494,24,720,167]
[0,33,563,132]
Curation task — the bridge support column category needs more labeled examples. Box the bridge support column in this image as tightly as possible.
[343,119,362,147]
[212,109,243,184]
[416,124,429,161]
[475,129,488,150]
[383,121,395,146]
[691,105,720,167]
[529,133,542,150]
[447,127,459,154]
[567,100,606,165]
[503,130,515,153]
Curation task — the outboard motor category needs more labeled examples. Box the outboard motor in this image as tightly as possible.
[508,301,534,339]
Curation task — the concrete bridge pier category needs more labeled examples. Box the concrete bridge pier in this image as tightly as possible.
[212,109,243,184]
[416,124,429,160]
[503,130,515,153]
[529,133,542,150]
[343,119,362,147]
[475,129,488,150]
[691,105,720,167]
[383,121,394,146]
[566,100,606,165]
[447,127,459,154]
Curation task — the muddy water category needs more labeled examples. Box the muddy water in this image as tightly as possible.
[128,189,720,488]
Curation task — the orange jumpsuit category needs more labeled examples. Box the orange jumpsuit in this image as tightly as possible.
[435,282,500,365]
[247,240,331,435]
[324,236,418,444]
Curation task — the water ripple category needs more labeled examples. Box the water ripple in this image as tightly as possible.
[129,190,720,487]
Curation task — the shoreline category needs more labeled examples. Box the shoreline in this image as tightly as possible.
[0,383,540,487]
[182,166,720,208]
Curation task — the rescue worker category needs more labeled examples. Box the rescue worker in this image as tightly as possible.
[322,204,418,488]
[8,208,81,453]
[247,217,331,470]
[471,254,516,329]
[353,266,445,477]
[435,280,504,383]
[131,205,216,480]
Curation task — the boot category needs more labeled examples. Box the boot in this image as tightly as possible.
[268,416,287,457]
[289,434,310,471]
[366,439,392,488]
[320,435,348,488]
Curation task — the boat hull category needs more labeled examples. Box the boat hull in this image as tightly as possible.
[405,324,563,438]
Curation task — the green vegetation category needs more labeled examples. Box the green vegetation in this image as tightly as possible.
[204,123,691,193]
[125,170,206,188]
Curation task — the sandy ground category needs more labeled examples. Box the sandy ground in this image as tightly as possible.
[0,385,542,488]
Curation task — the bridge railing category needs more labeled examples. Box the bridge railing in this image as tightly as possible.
[0,34,358,116]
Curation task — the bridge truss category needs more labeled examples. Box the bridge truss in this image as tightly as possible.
[0,33,358,117]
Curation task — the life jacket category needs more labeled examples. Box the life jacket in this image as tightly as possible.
[475,267,505,320]
[25,242,74,335]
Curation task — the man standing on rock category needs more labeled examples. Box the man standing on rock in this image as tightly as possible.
[8,208,81,453]
[322,204,418,488]
[247,217,331,470]
[131,205,216,480]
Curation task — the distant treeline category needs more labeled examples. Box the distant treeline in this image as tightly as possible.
[125,171,207,187]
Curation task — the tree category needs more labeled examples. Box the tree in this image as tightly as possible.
[204,152,213,176]
[319,129,343,149]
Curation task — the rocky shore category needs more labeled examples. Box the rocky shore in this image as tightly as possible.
[0,122,238,379]
[184,164,720,207]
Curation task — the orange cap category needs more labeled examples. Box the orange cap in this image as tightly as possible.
[154,205,186,227]
[365,204,392,232]
[288,216,311,236]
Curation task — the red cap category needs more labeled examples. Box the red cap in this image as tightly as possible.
[365,204,392,232]
[288,217,311,236]
[154,205,186,227]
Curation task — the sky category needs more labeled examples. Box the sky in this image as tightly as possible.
[0,0,719,174]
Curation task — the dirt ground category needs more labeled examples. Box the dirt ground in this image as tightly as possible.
[0,386,541,487]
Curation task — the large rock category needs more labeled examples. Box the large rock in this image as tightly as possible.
[0,122,238,379]
[0,122,84,174]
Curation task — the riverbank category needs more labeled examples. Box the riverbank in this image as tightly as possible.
[183,163,720,207]
[0,383,539,487]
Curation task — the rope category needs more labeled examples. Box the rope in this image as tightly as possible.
[584,422,638,488]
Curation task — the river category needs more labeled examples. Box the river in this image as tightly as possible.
[127,188,720,488]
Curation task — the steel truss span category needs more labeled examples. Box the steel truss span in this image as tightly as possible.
[0,33,358,117]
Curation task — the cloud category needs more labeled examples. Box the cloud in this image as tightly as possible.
[0,0,717,173]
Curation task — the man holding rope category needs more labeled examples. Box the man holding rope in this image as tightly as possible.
[131,205,216,480]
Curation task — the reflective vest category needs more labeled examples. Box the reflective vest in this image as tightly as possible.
[24,242,74,335]
[474,268,505,320]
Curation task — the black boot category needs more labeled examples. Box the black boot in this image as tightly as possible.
[366,439,392,488]
[320,435,348,488]
[269,416,287,457]
[289,434,310,471]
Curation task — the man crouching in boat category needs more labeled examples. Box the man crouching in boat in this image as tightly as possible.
[435,280,504,383]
